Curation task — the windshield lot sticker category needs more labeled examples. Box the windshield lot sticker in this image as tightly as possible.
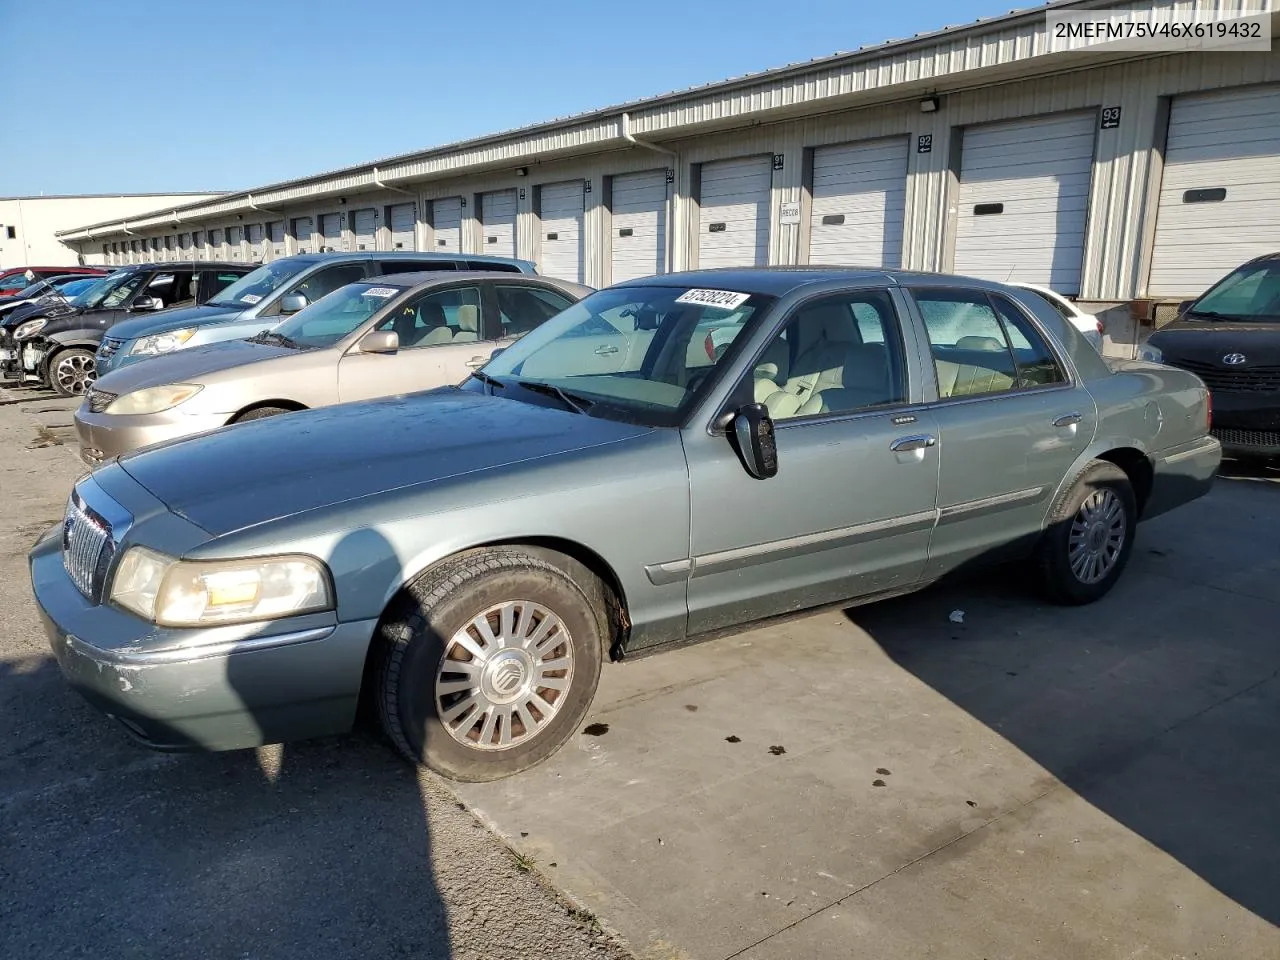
[675,288,750,310]
[363,287,399,298]
[239,294,262,304]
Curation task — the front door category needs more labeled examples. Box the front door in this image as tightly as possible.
[683,288,940,635]
[906,286,1096,578]
[337,283,486,402]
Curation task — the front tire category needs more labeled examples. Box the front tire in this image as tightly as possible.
[49,348,96,397]
[1035,459,1137,605]
[231,405,293,424]
[375,548,603,782]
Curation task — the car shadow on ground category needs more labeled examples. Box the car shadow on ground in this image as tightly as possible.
[847,517,1280,928]
[1,661,455,959]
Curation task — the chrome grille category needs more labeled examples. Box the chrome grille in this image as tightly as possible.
[86,389,116,414]
[62,495,112,602]
[1214,428,1280,449]
[1168,358,1280,393]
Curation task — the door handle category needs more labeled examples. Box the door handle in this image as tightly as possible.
[890,434,937,453]
[1053,412,1083,427]
[465,356,488,369]
[594,344,619,356]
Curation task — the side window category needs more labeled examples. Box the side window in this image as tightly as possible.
[198,270,242,302]
[292,263,368,305]
[913,289,1018,399]
[378,285,483,348]
[377,259,455,273]
[750,290,907,420]
[147,271,191,308]
[466,260,522,273]
[989,294,1066,388]
[494,284,574,339]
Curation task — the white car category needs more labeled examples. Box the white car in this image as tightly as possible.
[1010,283,1104,352]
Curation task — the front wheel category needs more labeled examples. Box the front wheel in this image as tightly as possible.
[49,348,97,397]
[1035,459,1137,605]
[374,548,604,782]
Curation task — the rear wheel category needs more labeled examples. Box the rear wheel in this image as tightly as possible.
[1035,460,1137,605]
[49,348,96,397]
[374,548,603,782]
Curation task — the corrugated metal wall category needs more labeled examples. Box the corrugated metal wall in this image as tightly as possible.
[96,45,1280,300]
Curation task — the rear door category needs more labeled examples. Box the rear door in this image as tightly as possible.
[907,286,1095,578]
[337,283,487,402]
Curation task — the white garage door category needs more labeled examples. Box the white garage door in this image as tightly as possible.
[179,233,191,259]
[291,217,313,253]
[809,137,908,267]
[953,111,1095,294]
[698,156,772,268]
[269,221,286,258]
[319,213,343,252]
[538,180,585,281]
[610,169,667,284]
[228,225,244,260]
[1147,85,1280,297]
[210,228,227,261]
[192,232,206,260]
[248,223,265,260]
[432,198,463,252]
[352,208,377,251]
[389,202,416,250]
[480,190,517,258]
[164,235,176,259]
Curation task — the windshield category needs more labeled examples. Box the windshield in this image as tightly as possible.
[208,259,306,308]
[479,284,776,427]
[1189,261,1280,322]
[70,270,131,308]
[269,282,405,349]
[60,278,99,298]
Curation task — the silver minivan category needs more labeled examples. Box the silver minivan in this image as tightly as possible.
[96,252,537,375]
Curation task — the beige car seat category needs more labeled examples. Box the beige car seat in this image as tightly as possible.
[453,304,480,343]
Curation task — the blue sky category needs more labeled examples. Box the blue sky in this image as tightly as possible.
[0,0,1004,196]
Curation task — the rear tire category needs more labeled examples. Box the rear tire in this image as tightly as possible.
[1035,459,1137,605]
[231,405,292,424]
[374,548,603,782]
[49,348,96,397]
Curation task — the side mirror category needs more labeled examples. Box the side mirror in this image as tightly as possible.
[279,292,308,315]
[489,346,506,360]
[131,295,162,312]
[358,330,399,354]
[729,403,778,480]
[1176,300,1194,316]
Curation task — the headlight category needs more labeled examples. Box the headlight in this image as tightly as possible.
[129,327,198,356]
[103,383,203,415]
[1138,343,1164,364]
[13,318,47,340]
[110,546,333,626]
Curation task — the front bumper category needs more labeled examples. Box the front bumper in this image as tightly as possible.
[75,405,230,466]
[30,526,375,751]
[1144,435,1222,521]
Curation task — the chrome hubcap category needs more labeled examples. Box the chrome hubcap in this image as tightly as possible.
[55,354,95,394]
[1068,489,1126,584]
[435,600,574,751]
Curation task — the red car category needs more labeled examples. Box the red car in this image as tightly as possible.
[0,266,108,298]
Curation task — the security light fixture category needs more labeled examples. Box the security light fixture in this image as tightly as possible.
[515,167,528,177]
[919,96,940,113]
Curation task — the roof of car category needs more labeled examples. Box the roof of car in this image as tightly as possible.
[620,266,1026,296]
[368,270,566,289]
[279,251,536,269]
[112,261,251,271]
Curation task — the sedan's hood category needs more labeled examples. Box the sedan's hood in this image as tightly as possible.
[3,300,76,330]
[1148,320,1280,364]
[94,339,297,394]
[107,304,238,342]
[117,389,654,536]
